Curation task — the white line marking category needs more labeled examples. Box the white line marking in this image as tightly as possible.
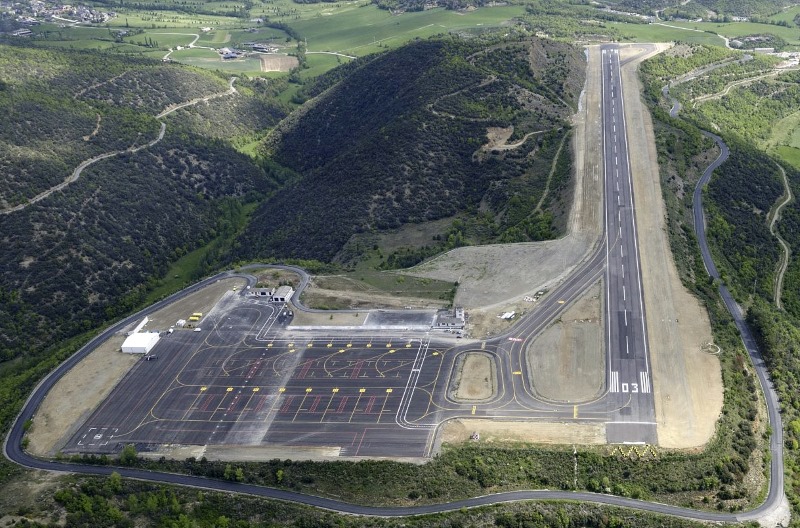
[626,335,629,354]
[617,194,621,206]
[624,310,628,326]
[623,285,626,301]
[602,46,613,400]
[622,264,625,278]
[640,371,651,393]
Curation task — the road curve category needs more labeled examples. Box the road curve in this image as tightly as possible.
[3,66,786,527]
[768,163,793,309]
[692,131,785,524]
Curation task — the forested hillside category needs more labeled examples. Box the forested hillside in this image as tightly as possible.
[0,45,235,207]
[691,0,793,17]
[236,37,584,262]
[640,43,800,518]
[0,44,287,363]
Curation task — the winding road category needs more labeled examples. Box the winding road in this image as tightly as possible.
[3,51,789,525]
[1,77,237,216]
[769,163,793,310]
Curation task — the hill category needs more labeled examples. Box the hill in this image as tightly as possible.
[236,36,584,263]
[0,44,288,362]
[600,0,792,17]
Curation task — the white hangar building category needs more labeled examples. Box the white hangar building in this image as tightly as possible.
[121,332,160,354]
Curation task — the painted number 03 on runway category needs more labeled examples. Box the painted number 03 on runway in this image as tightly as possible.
[609,371,651,393]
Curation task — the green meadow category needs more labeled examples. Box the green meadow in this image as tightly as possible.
[608,22,725,46]
[652,20,800,47]
[293,4,526,55]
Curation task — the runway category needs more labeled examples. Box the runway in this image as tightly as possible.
[599,45,656,443]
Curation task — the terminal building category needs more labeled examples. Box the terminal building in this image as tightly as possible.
[271,285,294,303]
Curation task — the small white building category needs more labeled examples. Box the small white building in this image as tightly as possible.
[434,306,466,329]
[121,332,160,354]
[271,285,294,303]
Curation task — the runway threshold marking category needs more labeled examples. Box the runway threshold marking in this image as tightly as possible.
[610,371,619,393]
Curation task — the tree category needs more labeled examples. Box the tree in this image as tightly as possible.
[108,471,122,493]
[119,444,137,466]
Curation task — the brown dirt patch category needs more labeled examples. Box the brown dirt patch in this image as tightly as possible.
[440,419,605,445]
[618,43,723,448]
[301,285,442,311]
[407,233,595,313]
[527,282,603,403]
[248,268,302,290]
[483,126,514,150]
[259,54,299,72]
[26,334,139,457]
[449,352,497,401]
[0,470,66,524]
[26,278,245,456]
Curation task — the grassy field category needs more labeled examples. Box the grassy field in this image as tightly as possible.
[301,53,351,79]
[776,146,800,168]
[653,20,800,47]
[126,31,200,48]
[107,10,242,29]
[293,5,526,55]
[251,0,372,24]
[174,53,266,75]
[767,5,800,27]
[608,22,725,46]
[24,3,523,75]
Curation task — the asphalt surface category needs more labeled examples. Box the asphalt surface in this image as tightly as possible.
[5,45,785,524]
[599,45,656,444]
[61,298,445,457]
